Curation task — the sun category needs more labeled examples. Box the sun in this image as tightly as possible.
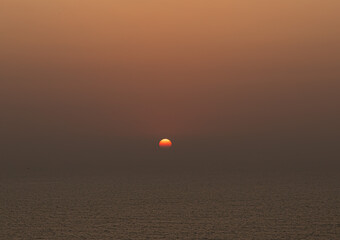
[159,138,172,148]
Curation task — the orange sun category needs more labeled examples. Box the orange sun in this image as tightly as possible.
[159,138,172,148]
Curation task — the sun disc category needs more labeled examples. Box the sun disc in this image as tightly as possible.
[159,138,172,148]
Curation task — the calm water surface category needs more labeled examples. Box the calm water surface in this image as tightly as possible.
[1,169,339,239]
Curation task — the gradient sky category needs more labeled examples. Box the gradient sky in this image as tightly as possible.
[1,1,340,164]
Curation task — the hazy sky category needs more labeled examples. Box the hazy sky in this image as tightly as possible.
[1,0,340,163]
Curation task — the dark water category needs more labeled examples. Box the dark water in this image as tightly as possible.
[1,169,339,239]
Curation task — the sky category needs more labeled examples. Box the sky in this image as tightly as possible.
[1,0,340,168]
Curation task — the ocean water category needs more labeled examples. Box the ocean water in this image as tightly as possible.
[1,170,339,239]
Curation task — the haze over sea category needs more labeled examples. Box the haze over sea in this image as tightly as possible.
[1,0,340,238]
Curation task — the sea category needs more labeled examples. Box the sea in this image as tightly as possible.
[1,164,339,239]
